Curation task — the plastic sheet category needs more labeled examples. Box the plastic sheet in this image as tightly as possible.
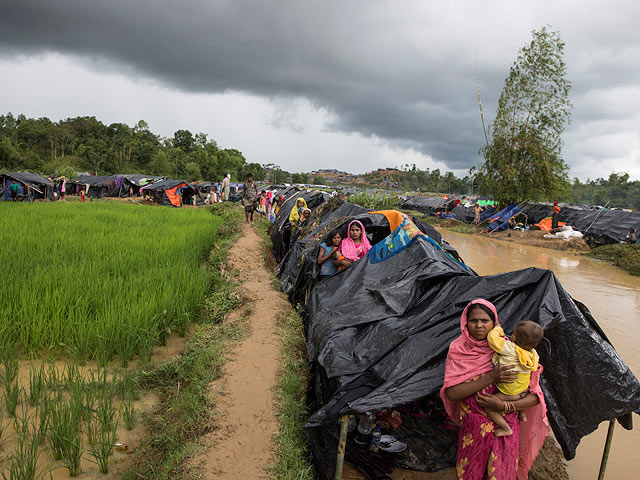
[270,190,640,479]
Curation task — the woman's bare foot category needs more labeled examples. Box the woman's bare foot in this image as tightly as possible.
[494,426,513,437]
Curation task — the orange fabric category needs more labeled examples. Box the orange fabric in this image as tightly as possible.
[535,217,566,231]
[553,205,560,214]
[370,210,407,232]
[166,183,187,207]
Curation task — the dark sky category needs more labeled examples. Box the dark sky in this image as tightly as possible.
[0,0,638,178]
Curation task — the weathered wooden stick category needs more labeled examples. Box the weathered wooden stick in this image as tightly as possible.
[597,419,616,480]
[334,415,350,480]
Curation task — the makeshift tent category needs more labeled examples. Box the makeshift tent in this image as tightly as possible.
[140,179,195,207]
[450,205,497,224]
[66,175,124,198]
[269,190,640,480]
[1,172,54,201]
[485,204,522,233]
[398,196,454,216]
[121,174,163,196]
[535,217,567,231]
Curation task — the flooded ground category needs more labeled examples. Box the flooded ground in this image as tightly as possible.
[441,229,640,480]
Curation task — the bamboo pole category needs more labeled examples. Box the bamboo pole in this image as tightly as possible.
[334,415,350,480]
[597,419,616,480]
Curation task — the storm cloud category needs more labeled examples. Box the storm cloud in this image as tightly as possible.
[0,0,638,177]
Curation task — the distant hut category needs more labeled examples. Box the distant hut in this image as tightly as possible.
[1,172,54,201]
[140,179,195,207]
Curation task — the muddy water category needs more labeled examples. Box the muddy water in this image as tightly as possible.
[441,229,640,480]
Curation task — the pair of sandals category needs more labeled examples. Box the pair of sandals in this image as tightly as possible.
[378,435,407,453]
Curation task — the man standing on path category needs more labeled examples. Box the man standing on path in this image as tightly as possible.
[552,201,560,230]
[222,173,231,201]
[10,180,20,201]
[242,173,258,223]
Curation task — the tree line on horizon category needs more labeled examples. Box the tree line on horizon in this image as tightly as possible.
[0,113,272,184]
[0,112,638,209]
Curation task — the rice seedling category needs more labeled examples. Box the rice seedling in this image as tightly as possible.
[87,389,119,474]
[27,363,46,406]
[3,411,45,480]
[47,395,82,463]
[0,202,223,361]
[1,354,18,381]
[4,378,20,417]
[114,370,139,401]
[120,397,136,430]
[34,393,50,444]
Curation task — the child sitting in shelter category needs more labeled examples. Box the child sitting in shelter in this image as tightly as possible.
[334,220,372,270]
[317,230,342,280]
[483,320,544,437]
[298,208,311,227]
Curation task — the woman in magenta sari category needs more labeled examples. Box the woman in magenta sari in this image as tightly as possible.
[440,299,549,480]
[334,220,372,270]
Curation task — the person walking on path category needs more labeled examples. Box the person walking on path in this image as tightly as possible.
[241,173,258,223]
[10,180,20,201]
[474,204,483,224]
[222,173,231,201]
[552,201,560,230]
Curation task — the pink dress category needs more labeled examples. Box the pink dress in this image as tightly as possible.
[455,380,520,479]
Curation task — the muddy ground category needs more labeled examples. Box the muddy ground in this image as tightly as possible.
[195,222,290,479]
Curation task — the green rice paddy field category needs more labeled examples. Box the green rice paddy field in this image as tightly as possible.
[1,201,223,365]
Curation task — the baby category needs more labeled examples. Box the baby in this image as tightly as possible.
[484,320,543,437]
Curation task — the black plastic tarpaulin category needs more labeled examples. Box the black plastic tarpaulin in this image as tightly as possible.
[1,172,54,201]
[398,196,454,215]
[270,192,640,480]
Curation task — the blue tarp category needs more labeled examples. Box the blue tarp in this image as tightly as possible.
[486,204,521,232]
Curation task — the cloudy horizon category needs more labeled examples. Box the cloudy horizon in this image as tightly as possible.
[0,0,638,180]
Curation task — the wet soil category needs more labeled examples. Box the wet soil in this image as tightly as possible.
[198,222,289,479]
[483,229,590,252]
[343,438,568,480]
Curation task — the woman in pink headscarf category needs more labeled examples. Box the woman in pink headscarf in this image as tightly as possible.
[440,299,549,480]
[334,220,372,269]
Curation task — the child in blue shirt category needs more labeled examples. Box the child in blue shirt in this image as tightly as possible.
[317,230,342,280]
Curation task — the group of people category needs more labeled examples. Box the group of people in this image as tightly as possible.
[240,173,284,223]
[442,299,547,479]
[205,174,232,204]
[308,200,547,477]
[317,219,372,279]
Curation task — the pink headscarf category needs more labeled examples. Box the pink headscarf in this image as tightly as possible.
[339,220,372,261]
[439,299,549,480]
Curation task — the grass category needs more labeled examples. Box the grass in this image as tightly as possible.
[347,192,398,210]
[0,202,244,478]
[118,203,246,479]
[253,219,314,479]
[588,243,640,276]
[271,311,314,480]
[0,201,224,364]
[421,215,480,234]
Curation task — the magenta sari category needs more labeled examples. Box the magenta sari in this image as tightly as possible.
[440,299,549,480]
[455,380,519,479]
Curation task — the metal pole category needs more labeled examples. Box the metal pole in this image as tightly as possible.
[334,415,349,480]
[597,419,616,480]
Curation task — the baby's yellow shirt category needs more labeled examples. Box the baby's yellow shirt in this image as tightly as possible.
[487,326,539,396]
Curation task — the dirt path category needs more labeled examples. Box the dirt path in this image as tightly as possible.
[200,222,289,479]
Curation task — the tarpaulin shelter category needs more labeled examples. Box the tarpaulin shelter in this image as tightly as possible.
[398,196,454,216]
[121,174,163,196]
[1,172,54,201]
[140,179,195,207]
[451,205,496,224]
[534,217,566,231]
[485,204,522,233]
[269,190,640,480]
[67,175,124,198]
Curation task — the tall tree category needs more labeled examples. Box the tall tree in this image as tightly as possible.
[479,26,572,204]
